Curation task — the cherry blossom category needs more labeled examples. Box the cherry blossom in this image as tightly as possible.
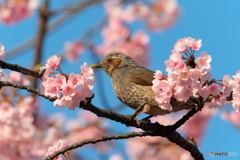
[41,55,94,110]
[221,111,240,128]
[44,139,69,159]
[153,37,222,111]
[0,0,38,25]
[195,52,212,70]
[45,55,61,71]
[97,31,150,66]
[64,41,85,62]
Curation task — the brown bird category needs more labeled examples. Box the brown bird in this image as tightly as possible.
[90,52,196,117]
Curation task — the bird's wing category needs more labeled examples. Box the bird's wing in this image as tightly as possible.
[129,67,155,86]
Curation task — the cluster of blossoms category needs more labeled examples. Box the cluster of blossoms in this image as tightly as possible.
[97,0,179,66]
[41,55,94,110]
[97,30,150,67]
[0,71,62,160]
[0,0,38,25]
[152,37,239,112]
[103,0,179,31]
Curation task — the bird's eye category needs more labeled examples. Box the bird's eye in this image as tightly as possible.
[107,58,112,63]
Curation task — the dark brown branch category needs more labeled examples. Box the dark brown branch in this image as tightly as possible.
[0,60,44,78]
[169,108,200,131]
[78,100,204,160]
[43,131,156,160]
[0,81,56,101]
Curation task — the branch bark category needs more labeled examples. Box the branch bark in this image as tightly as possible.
[0,60,44,78]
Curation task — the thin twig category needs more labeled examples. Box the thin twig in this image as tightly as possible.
[43,131,156,160]
[0,81,56,101]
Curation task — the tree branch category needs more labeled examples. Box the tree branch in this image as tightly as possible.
[0,81,56,101]
[0,60,44,78]
[43,131,157,160]
[79,100,204,160]
[169,97,204,131]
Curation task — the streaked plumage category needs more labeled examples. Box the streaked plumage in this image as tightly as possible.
[90,52,196,116]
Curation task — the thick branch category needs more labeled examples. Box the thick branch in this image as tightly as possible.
[0,81,56,101]
[44,131,156,160]
[0,60,44,78]
[79,101,204,160]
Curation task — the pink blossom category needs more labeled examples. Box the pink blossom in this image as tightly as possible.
[0,102,15,120]
[232,94,240,112]
[44,139,69,158]
[62,84,76,97]
[208,84,221,96]
[190,39,202,50]
[102,19,129,42]
[68,73,81,88]
[121,2,149,22]
[221,111,240,127]
[221,75,233,97]
[145,0,180,31]
[174,39,186,52]
[64,41,84,62]
[0,0,38,25]
[189,69,200,80]
[80,63,94,90]
[175,61,186,71]
[152,79,173,111]
[195,52,212,70]
[9,71,30,85]
[199,70,212,82]
[174,86,191,102]
[54,74,67,89]
[42,77,60,97]
[231,70,240,112]
[154,70,164,79]
[184,37,202,50]
[198,86,211,98]
[179,70,189,81]
[169,50,182,61]
[41,56,94,110]
[97,31,150,67]
[164,59,176,72]
[46,55,61,70]
[9,71,21,83]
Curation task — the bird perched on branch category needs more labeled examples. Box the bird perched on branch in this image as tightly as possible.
[90,52,196,117]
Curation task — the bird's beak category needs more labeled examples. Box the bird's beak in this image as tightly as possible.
[89,63,101,68]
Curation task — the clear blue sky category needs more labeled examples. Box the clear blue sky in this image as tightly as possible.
[1,0,240,159]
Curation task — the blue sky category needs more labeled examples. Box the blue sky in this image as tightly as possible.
[1,0,240,159]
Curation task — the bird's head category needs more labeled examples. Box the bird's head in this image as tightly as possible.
[90,52,138,76]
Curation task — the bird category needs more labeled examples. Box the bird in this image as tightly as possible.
[90,52,196,117]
